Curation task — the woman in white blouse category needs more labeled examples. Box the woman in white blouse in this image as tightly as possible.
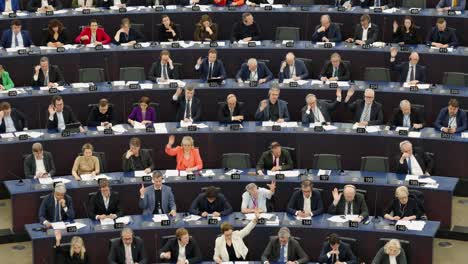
[372,239,407,264]
[213,213,259,263]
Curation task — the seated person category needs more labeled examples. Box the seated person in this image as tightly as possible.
[1,19,34,48]
[72,0,105,8]
[318,233,357,264]
[195,48,226,81]
[384,186,420,221]
[254,87,290,122]
[328,185,369,222]
[148,50,178,82]
[122,137,154,173]
[194,14,218,42]
[388,100,424,130]
[392,16,420,45]
[0,102,27,133]
[246,0,273,5]
[0,65,15,90]
[389,48,426,84]
[172,87,202,122]
[426,18,458,48]
[344,88,384,126]
[214,218,258,263]
[42,19,69,47]
[27,0,63,12]
[345,14,380,45]
[278,52,308,83]
[395,140,434,176]
[158,15,181,42]
[434,98,467,133]
[287,179,324,217]
[236,58,273,84]
[113,18,145,45]
[261,227,309,264]
[218,94,245,123]
[108,228,147,264]
[139,171,176,216]
[165,135,203,172]
[372,239,407,264]
[241,182,275,213]
[32,57,65,87]
[71,143,100,181]
[189,186,233,217]
[256,141,293,175]
[46,96,83,132]
[86,98,117,128]
[0,0,21,12]
[319,53,350,81]
[437,0,466,11]
[213,0,245,6]
[75,19,111,45]
[39,183,75,227]
[312,15,342,42]
[230,13,261,43]
[100,0,127,7]
[54,230,89,264]
[24,142,56,179]
[88,179,123,220]
[160,228,202,264]
[301,90,341,124]
[127,96,156,126]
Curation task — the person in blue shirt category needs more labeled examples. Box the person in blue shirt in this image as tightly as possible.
[434,98,467,133]
[0,0,21,12]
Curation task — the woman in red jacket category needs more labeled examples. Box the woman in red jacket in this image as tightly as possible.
[213,0,245,6]
[165,135,203,172]
[75,19,111,45]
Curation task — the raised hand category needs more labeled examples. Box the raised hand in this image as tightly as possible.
[390,47,398,58]
[332,188,342,202]
[139,183,145,197]
[167,135,175,146]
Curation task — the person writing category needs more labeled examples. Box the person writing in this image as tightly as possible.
[71,143,100,181]
[127,96,156,127]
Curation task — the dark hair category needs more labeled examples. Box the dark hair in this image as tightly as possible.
[205,186,219,199]
[436,18,446,25]
[360,14,370,22]
[89,19,98,26]
[51,95,63,105]
[129,137,141,147]
[139,96,150,105]
[11,20,21,27]
[199,14,212,25]
[208,48,217,55]
[448,98,459,108]
[328,233,340,245]
[242,13,252,21]
[152,171,163,179]
[160,49,170,57]
[48,19,64,35]
[0,102,11,110]
[401,16,415,33]
[98,98,109,107]
[161,15,174,27]
[99,179,110,189]
[220,222,233,233]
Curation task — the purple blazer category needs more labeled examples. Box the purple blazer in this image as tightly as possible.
[128,106,156,123]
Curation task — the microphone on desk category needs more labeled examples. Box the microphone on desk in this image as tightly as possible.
[371,185,381,224]
[8,170,24,186]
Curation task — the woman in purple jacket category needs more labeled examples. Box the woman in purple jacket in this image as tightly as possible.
[127,96,156,127]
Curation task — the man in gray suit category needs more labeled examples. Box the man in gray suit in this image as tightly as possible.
[255,87,290,122]
[261,227,309,264]
[24,142,56,179]
[138,171,176,216]
[108,227,148,264]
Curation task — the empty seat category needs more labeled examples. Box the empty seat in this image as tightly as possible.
[79,68,105,83]
[222,153,251,169]
[364,67,391,82]
[275,27,300,41]
[120,67,145,81]
[402,0,426,8]
[360,156,389,172]
[313,154,342,170]
[442,72,468,86]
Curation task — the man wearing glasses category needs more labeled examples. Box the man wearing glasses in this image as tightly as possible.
[344,88,384,126]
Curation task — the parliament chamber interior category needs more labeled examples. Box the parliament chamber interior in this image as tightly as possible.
[0,0,468,263]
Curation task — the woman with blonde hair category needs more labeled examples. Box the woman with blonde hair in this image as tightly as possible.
[372,239,407,264]
[54,230,89,264]
[383,186,420,221]
[165,135,203,172]
[71,143,100,181]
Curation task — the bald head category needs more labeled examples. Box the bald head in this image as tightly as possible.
[285,52,295,65]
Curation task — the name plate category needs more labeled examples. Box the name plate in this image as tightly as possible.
[364,176,374,183]
[161,219,171,226]
[356,127,366,134]
[208,218,218,225]
[8,90,17,97]
[447,10,456,16]
[88,84,98,91]
[410,9,419,14]
[230,124,241,131]
[142,175,152,182]
[398,130,408,136]
[66,226,77,233]
[129,83,140,89]
[396,224,407,231]
[409,179,419,186]
[209,82,218,87]
[8,13,17,18]
[61,130,71,137]
[369,83,378,90]
[257,218,266,224]
[192,5,200,11]
[231,173,241,180]
[171,42,180,48]
[285,41,294,48]
[264,5,273,11]
[103,128,113,135]
[188,125,198,131]
[133,43,143,49]
[17,49,27,55]
[302,219,312,225]
[289,81,298,87]
[337,6,346,12]
[95,44,104,51]
[319,175,329,181]
[18,134,29,141]
[45,10,54,16]
[114,222,124,229]
[450,89,459,95]
[329,82,338,89]
[314,126,324,132]
[169,82,178,88]
[275,173,285,180]
[186,174,196,180]
[249,81,258,87]
[324,42,333,49]
[146,127,155,133]
[373,7,382,13]
[272,125,281,131]
[439,48,448,53]
[118,7,127,13]
[441,132,453,139]
[301,6,309,11]
[362,44,371,49]
[400,46,409,52]
[349,221,359,228]
[155,6,164,11]
[248,41,256,47]
[228,6,236,11]
[409,86,419,92]
[210,41,218,48]
[49,87,58,94]
[82,9,91,14]
[56,47,65,53]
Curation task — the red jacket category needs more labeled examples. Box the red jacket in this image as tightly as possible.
[74,27,111,45]
[213,0,244,6]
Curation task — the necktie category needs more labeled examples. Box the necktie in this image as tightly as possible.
[375,0,381,7]
[347,202,352,215]
[409,66,415,81]
[163,64,168,80]
[44,71,49,86]
[407,158,412,174]
[275,157,279,167]
[125,245,133,264]
[54,201,61,222]
[403,115,410,127]
[290,66,296,78]
[279,245,285,262]
[360,104,370,122]
[185,100,191,119]
[453,0,458,7]
[208,62,213,79]
[313,108,320,123]
[252,196,257,208]
[333,67,338,78]
[14,33,19,47]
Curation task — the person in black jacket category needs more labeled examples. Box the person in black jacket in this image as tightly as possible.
[88,179,123,220]
[39,183,75,227]
[389,48,426,84]
[318,233,357,264]
[384,186,420,221]
[54,230,89,264]
[42,19,69,47]
[189,186,233,217]
[160,228,202,264]
[426,18,459,48]
[395,140,433,176]
[148,50,179,82]
[46,95,84,132]
[172,86,202,122]
[108,228,147,264]
[319,53,351,81]
[122,137,154,173]
[86,98,117,128]
[344,88,384,126]
[24,142,56,179]
[345,14,380,45]
[230,13,261,43]
[261,227,309,264]
[287,179,324,217]
[218,94,245,123]
[113,18,145,45]
[0,101,27,133]
[372,239,407,264]
[312,14,342,42]
[256,142,293,175]
[392,16,420,45]
[27,0,63,12]
[158,15,181,42]
[301,91,341,124]
[328,185,369,222]
[387,100,424,130]
[32,57,65,87]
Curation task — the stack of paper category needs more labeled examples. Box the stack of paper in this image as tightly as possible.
[262,121,298,128]
[201,170,215,177]
[225,169,243,176]
[328,215,359,223]
[317,169,331,176]
[153,123,168,134]
[111,124,127,134]
[245,213,274,220]
[267,170,300,177]
[38,177,71,185]
[311,80,325,85]
[110,6,137,11]
[39,46,57,50]
[382,7,398,13]
[183,215,201,222]
[408,131,421,138]
[152,214,169,223]
[100,218,114,225]
[140,83,153,89]
[0,133,15,139]
[95,174,112,181]
[296,215,312,220]
[326,81,349,87]
[405,174,420,181]
[180,121,209,128]
[15,131,44,138]
[0,88,26,94]
[238,40,261,46]
[116,216,131,224]
[134,170,151,177]
[2,11,27,16]
[165,5,177,9]
[265,216,280,226]
[132,121,146,129]
[157,79,186,87]
[80,174,95,181]
[352,124,381,133]
[74,7,99,12]
[51,222,86,230]
[461,132,468,139]
[317,42,336,47]
[164,170,187,177]
[403,83,431,89]
[112,81,125,86]
[396,127,409,132]
[282,79,309,85]
[6,47,26,53]
[71,83,93,89]
[395,220,426,231]
[260,4,283,8]
[430,46,454,52]
[184,5,211,11]
[40,86,66,91]
[86,44,110,49]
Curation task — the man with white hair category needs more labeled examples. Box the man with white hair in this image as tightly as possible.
[235,58,273,84]
[108,227,148,264]
[301,89,342,124]
[312,14,342,42]
[389,47,426,85]
[328,185,369,222]
[255,87,290,122]
[344,88,384,126]
[241,181,276,213]
[388,99,424,129]
[261,227,309,264]
[278,52,309,83]
[38,182,75,228]
[395,140,433,176]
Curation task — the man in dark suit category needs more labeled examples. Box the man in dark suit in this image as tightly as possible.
[122,137,154,173]
[32,57,65,87]
[218,94,245,123]
[344,88,384,126]
[88,179,123,220]
[112,17,145,45]
[148,50,179,82]
[312,14,342,42]
[319,53,351,81]
[172,86,202,122]
[38,183,75,227]
[287,179,324,217]
[301,90,341,124]
[255,87,290,122]
[236,58,273,84]
[0,101,27,133]
[1,19,34,48]
[139,171,177,216]
[436,0,466,11]
[434,98,467,133]
[160,228,202,264]
[395,140,434,176]
[189,186,233,217]
[328,185,369,222]
[426,18,459,48]
[389,47,426,84]
[230,12,261,43]
[46,95,83,132]
[388,100,425,130]
[256,142,293,176]
[318,233,357,264]
[195,48,226,81]
[27,0,63,12]
[346,14,380,45]
[24,142,56,179]
[278,52,309,83]
[86,98,117,128]
[0,0,21,12]
[108,227,148,264]
[261,227,309,264]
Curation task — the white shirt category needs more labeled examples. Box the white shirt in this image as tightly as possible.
[403,114,411,127]
[177,241,187,263]
[448,116,457,129]
[288,65,296,78]
[407,155,424,176]
[113,0,122,6]
[56,112,65,129]
[35,158,46,177]
[406,63,416,82]
[241,187,272,212]
[103,194,110,210]
[11,31,24,48]
[3,115,16,132]
[389,255,397,264]
[5,0,13,12]
[160,63,170,79]
[124,243,133,264]
[306,106,326,123]
[41,0,49,7]
[249,70,258,81]
[361,23,372,42]
[303,195,312,214]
